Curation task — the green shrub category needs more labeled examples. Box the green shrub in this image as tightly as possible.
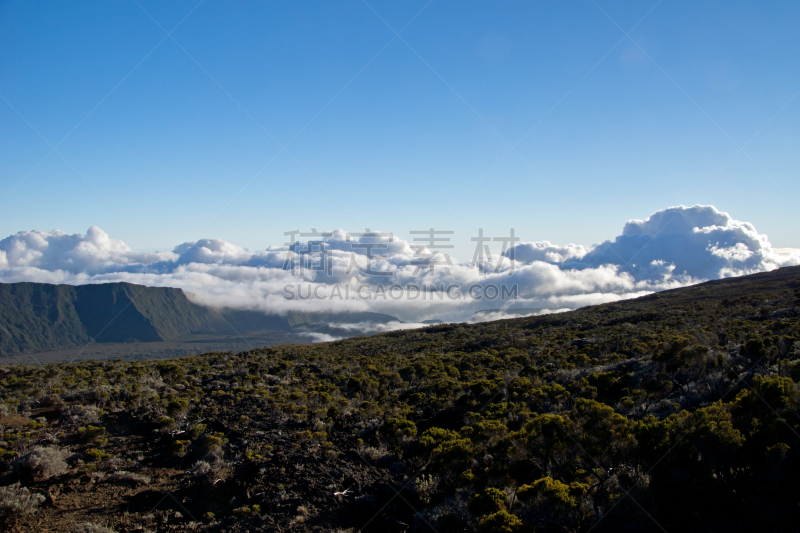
[85,449,106,462]
[167,399,189,416]
[77,426,105,441]
[478,510,522,533]
[469,487,507,515]
[517,477,588,509]
[189,424,207,439]
[156,416,175,429]
[202,433,226,453]
[381,417,417,439]
[172,440,191,455]
[294,430,312,441]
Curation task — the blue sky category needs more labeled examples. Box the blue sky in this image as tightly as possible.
[1,0,798,260]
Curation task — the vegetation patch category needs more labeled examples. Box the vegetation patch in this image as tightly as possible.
[0,267,798,531]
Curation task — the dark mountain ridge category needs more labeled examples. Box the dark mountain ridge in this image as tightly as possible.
[0,282,396,356]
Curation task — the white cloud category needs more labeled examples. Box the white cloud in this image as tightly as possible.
[173,238,252,265]
[0,227,176,273]
[0,205,797,325]
[468,308,571,324]
[508,241,589,264]
[571,205,797,279]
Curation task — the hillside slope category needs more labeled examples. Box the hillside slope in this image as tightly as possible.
[0,266,798,532]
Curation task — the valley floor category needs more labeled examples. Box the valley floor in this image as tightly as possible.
[0,331,311,366]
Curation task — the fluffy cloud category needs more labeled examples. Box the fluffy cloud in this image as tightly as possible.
[0,227,176,273]
[506,205,797,279]
[507,241,589,264]
[0,205,797,324]
[572,205,794,279]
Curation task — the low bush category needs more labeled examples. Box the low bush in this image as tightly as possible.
[107,471,150,485]
[13,446,70,480]
[77,426,105,441]
[85,449,106,462]
[0,482,45,518]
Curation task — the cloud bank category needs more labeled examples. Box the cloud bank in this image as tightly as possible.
[0,205,797,324]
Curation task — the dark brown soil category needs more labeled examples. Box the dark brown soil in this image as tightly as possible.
[4,407,423,533]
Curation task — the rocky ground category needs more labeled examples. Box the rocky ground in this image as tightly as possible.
[0,266,799,532]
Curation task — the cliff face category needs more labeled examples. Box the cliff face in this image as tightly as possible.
[0,283,88,354]
[0,282,271,355]
[72,284,163,343]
